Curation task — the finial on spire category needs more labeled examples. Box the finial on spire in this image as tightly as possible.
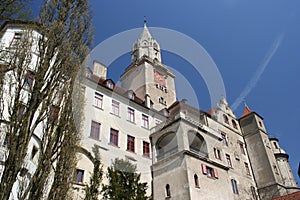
[243,98,247,106]
[144,16,147,26]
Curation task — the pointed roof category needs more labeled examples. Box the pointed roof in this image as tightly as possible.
[138,19,153,41]
[241,105,252,118]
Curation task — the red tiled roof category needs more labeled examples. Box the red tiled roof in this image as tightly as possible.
[207,107,217,116]
[240,105,252,118]
[272,191,300,200]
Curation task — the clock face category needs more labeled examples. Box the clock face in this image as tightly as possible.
[154,71,166,86]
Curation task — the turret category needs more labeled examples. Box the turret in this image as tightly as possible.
[269,137,298,188]
[239,105,299,199]
[120,20,176,111]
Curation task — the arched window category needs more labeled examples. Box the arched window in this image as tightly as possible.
[232,120,237,129]
[157,132,178,160]
[194,174,199,188]
[166,184,171,197]
[188,131,207,157]
[223,114,229,124]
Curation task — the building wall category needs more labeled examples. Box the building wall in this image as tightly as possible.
[76,77,166,197]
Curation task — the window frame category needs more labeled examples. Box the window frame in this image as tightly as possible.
[94,92,103,109]
[49,105,60,124]
[223,114,229,124]
[75,169,84,183]
[127,135,135,152]
[9,32,22,48]
[239,142,246,155]
[214,148,221,160]
[165,184,171,198]
[111,100,120,116]
[143,141,150,158]
[245,162,251,175]
[194,174,199,188]
[142,114,149,129]
[90,120,100,140]
[231,179,239,194]
[201,164,219,179]
[226,154,232,168]
[221,133,228,146]
[232,119,238,129]
[23,71,35,91]
[110,128,119,146]
[127,107,135,123]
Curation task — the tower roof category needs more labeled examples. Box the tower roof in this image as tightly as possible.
[138,19,153,41]
[131,18,162,63]
[240,104,252,118]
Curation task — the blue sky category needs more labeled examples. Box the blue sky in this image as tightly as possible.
[32,0,300,184]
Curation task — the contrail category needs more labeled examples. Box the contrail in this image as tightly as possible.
[231,33,285,111]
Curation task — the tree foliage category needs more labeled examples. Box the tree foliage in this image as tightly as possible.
[0,0,93,199]
[84,159,103,200]
[0,0,32,22]
[102,158,150,200]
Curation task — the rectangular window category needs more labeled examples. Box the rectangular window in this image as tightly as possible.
[221,133,228,146]
[49,105,59,124]
[127,108,135,123]
[24,71,35,91]
[90,121,100,140]
[143,141,150,157]
[75,169,84,183]
[127,135,135,152]
[201,164,218,179]
[18,104,26,120]
[110,128,119,146]
[111,100,120,116]
[94,92,103,109]
[9,32,22,48]
[245,162,251,175]
[214,148,221,160]
[2,135,10,148]
[226,154,232,168]
[231,179,239,194]
[142,114,149,129]
[239,142,246,155]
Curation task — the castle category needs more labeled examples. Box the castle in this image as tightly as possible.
[0,21,299,200]
[74,22,299,199]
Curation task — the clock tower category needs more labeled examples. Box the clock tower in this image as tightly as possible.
[120,21,176,111]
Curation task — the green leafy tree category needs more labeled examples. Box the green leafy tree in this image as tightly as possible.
[102,158,150,200]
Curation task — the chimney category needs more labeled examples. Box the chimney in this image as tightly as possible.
[145,94,152,108]
[93,60,107,79]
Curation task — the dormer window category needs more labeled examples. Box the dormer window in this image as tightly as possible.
[128,91,135,100]
[106,81,114,89]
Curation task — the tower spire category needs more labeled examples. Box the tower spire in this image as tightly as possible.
[131,18,162,63]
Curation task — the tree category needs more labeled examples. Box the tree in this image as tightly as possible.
[102,158,150,200]
[0,0,32,22]
[0,0,93,199]
[84,159,103,200]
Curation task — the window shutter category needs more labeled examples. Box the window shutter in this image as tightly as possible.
[213,168,219,178]
[201,164,207,175]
